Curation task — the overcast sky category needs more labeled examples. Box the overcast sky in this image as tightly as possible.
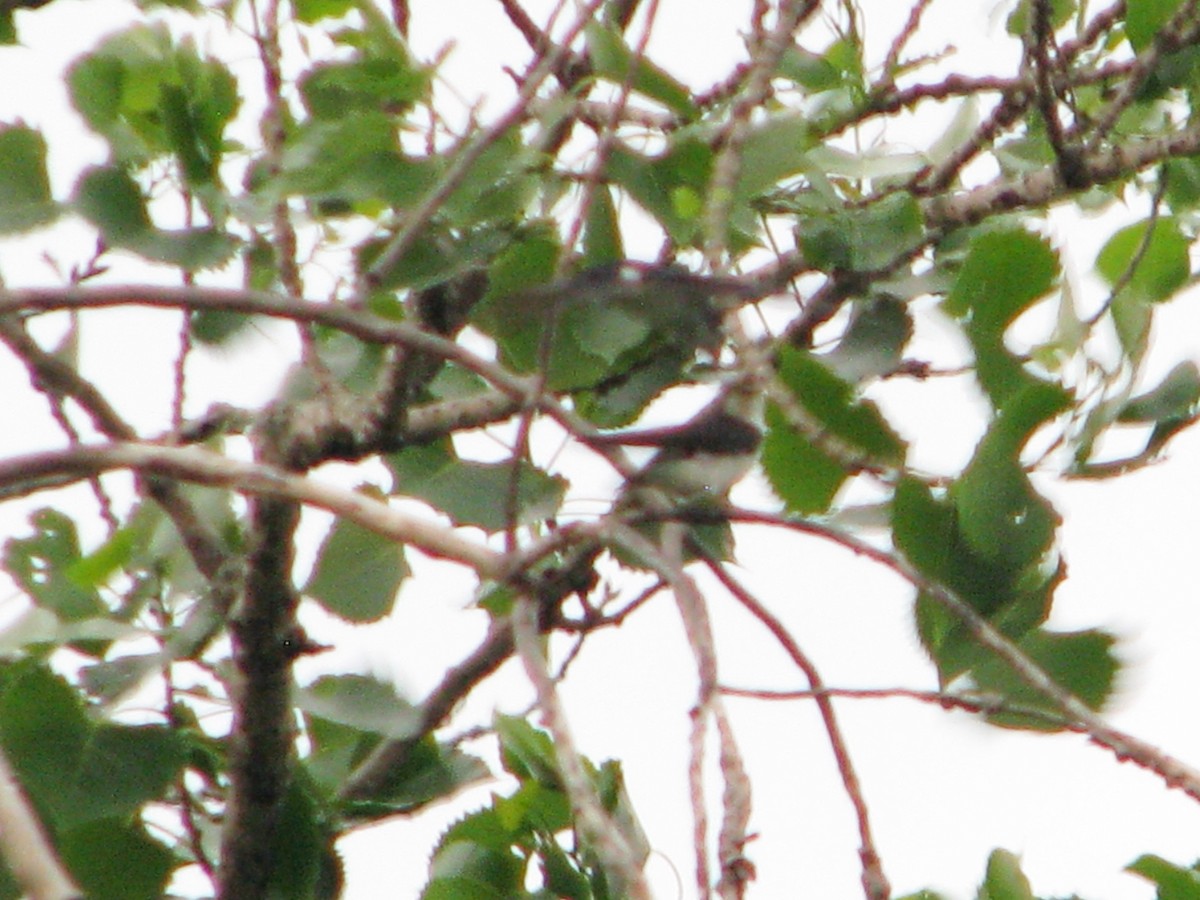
[2,2,1200,898]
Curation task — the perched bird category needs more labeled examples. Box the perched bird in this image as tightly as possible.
[594,373,764,511]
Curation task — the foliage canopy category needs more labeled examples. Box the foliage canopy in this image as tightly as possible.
[1,0,1200,898]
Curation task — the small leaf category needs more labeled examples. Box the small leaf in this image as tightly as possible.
[1095,217,1189,304]
[821,295,913,383]
[0,124,57,233]
[305,514,408,623]
[495,715,562,788]
[797,191,923,273]
[979,849,1034,900]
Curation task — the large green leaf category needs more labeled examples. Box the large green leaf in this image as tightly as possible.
[944,229,1059,407]
[0,662,185,829]
[762,402,848,514]
[0,124,57,233]
[58,819,174,900]
[304,513,409,623]
[68,24,238,192]
[1125,0,1186,51]
[971,628,1119,728]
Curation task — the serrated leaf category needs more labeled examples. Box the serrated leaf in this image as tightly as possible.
[1095,217,1189,304]
[305,514,408,623]
[972,628,1119,729]
[0,124,57,233]
[944,229,1058,406]
[495,715,562,788]
[425,841,525,899]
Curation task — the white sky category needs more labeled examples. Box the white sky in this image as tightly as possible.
[2,1,1200,899]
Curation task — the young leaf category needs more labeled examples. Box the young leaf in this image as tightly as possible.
[979,848,1035,900]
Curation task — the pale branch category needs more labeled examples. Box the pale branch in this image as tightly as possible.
[0,745,82,900]
[512,591,654,900]
[0,442,506,577]
[925,118,1200,227]
[728,508,1200,805]
[706,560,890,900]
[702,0,821,267]
[609,522,755,900]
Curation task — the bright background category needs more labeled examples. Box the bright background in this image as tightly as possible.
[2,1,1199,898]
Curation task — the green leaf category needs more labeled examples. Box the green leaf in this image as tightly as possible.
[496,715,562,789]
[774,347,907,463]
[59,819,174,900]
[1126,0,1185,51]
[581,184,624,268]
[797,191,924,273]
[1006,0,1076,35]
[1095,217,1190,304]
[1119,361,1200,423]
[944,229,1059,406]
[297,674,421,739]
[423,841,525,900]
[585,21,697,119]
[72,724,187,822]
[388,448,567,533]
[952,383,1068,574]
[73,166,238,269]
[4,509,104,622]
[979,849,1034,900]
[734,115,813,201]
[300,54,427,121]
[971,629,1119,728]
[292,0,356,22]
[1128,854,1200,900]
[67,24,239,192]
[762,402,848,514]
[0,125,57,233]
[605,137,713,245]
[305,513,408,623]
[820,295,913,383]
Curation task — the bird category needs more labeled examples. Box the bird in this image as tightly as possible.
[593,372,764,518]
